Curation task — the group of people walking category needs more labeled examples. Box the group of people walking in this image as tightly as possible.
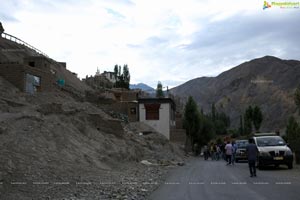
[203,141,237,164]
[203,138,258,177]
[203,143,222,161]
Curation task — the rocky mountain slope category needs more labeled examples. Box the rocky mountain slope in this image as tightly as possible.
[171,56,300,132]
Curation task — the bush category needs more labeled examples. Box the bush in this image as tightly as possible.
[228,129,239,138]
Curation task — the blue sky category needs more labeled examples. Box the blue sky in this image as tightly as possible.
[1,0,300,88]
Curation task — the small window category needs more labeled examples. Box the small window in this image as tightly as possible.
[130,108,136,115]
[25,74,41,94]
[115,93,121,101]
[145,103,160,120]
[28,62,35,67]
[33,76,41,86]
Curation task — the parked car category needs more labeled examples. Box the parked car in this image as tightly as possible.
[235,140,249,162]
[252,133,293,169]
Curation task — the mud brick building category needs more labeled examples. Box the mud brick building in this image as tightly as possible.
[0,56,54,94]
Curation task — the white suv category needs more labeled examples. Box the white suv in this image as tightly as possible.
[252,133,293,169]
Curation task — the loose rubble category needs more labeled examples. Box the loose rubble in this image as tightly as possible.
[0,76,185,199]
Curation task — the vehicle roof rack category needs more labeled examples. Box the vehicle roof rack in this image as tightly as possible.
[253,133,277,137]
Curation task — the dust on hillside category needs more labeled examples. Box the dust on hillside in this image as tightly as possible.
[0,76,185,200]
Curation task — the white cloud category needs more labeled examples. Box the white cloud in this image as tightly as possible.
[1,0,300,88]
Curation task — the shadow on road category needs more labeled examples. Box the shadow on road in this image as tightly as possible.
[258,165,290,171]
[236,160,291,171]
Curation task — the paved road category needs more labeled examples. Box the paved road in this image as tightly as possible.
[149,158,300,200]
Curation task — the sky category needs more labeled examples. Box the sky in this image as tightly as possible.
[1,0,300,88]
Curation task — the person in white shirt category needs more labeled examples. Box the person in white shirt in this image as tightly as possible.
[225,141,233,165]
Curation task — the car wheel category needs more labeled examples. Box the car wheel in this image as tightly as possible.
[275,164,279,168]
[288,163,293,169]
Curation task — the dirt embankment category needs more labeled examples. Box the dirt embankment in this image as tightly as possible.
[0,76,184,200]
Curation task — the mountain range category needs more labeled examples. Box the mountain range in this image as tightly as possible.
[130,83,155,93]
[170,56,300,132]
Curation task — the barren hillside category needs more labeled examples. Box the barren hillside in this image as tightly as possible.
[171,56,300,132]
[0,36,184,199]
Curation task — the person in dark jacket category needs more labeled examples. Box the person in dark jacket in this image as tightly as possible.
[246,138,258,177]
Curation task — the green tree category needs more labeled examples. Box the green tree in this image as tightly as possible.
[216,137,223,145]
[252,105,263,132]
[239,115,244,135]
[242,105,263,134]
[114,65,118,80]
[114,65,122,88]
[244,117,252,135]
[183,96,200,152]
[196,114,215,147]
[113,64,130,89]
[214,119,227,135]
[219,112,230,128]
[123,64,130,89]
[200,108,204,115]
[118,66,121,78]
[244,106,253,134]
[286,116,300,163]
[208,104,230,135]
[156,81,164,98]
[211,103,216,122]
[245,106,253,120]
[294,86,300,115]
[287,87,300,164]
[286,117,299,142]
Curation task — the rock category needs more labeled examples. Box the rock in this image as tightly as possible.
[159,160,171,166]
[0,126,6,134]
[140,160,152,165]
[7,159,15,171]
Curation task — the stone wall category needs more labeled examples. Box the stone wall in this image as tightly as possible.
[170,129,186,144]
[170,112,186,144]
[0,64,24,91]
[23,56,51,70]
[0,63,54,92]
[111,102,138,122]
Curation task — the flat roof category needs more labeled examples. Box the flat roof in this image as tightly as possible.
[138,98,176,109]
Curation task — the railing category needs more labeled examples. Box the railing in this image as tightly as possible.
[1,32,49,58]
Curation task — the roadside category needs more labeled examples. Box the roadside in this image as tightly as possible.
[0,161,183,200]
[149,157,300,200]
